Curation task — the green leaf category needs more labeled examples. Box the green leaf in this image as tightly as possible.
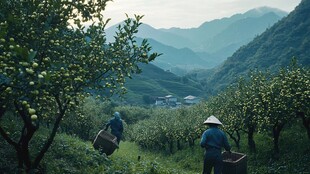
[14,47,28,61]
[28,51,37,62]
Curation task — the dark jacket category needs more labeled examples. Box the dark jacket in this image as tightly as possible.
[105,112,124,141]
[200,126,231,151]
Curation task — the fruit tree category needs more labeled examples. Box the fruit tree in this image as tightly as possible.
[0,0,158,172]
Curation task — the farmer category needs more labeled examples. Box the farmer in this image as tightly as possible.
[200,115,231,174]
[105,112,124,144]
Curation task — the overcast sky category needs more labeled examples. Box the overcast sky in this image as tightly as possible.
[102,0,302,29]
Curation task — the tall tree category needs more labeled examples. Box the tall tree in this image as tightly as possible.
[280,60,310,139]
[0,0,158,172]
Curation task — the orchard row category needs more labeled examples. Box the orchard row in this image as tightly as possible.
[129,61,309,154]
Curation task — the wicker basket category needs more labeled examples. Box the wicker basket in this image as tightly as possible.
[222,151,247,174]
[93,130,119,156]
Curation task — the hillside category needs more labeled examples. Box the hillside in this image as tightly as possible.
[105,23,197,49]
[105,7,287,74]
[203,12,283,54]
[162,7,287,53]
[121,63,206,105]
[207,0,310,91]
[145,38,212,73]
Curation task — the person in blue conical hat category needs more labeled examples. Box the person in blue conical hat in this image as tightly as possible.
[200,115,231,174]
[105,112,124,144]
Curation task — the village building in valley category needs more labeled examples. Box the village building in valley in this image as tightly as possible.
[155,95,200,107]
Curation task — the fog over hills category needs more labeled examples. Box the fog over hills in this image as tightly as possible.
[104,5,310,104]
[106,6,287,75]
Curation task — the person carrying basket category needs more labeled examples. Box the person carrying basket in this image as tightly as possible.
[200,115,231,174]
[105,112,124,144]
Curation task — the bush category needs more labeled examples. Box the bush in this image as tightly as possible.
[113,105,152,125]
[0,119,110,173]
[41,133,109,174]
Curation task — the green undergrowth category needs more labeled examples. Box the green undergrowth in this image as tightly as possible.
[0,128,109,173]
[110,141,200,174]
[1,124,309,173]
[111,124,310,174]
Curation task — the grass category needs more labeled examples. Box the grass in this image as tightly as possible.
[110,141,202,174]
[110,124,310,174]
[1,118,309,173]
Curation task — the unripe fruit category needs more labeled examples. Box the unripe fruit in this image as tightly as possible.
[22,62,29,66]
[31,115,38,120]
[32,62,38,68]
[5,87,12,92]
[28,108,36,115]
[41,71,47,76]
[26,68,34,74]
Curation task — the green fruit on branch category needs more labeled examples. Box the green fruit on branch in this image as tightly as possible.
[31,114,38,120]
[28,108,36,115]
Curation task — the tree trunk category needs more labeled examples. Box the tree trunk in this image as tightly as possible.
[297,112,310,140]
[227,130,240,150]
[13,102,38,172]
[22,129,36,172]
[33,101,67,169]
[168,140,174,154]
[247,126,256,152]
[10,126,37,173]
[177,140,181,150]
[272,123,284,156]
[188,137,195,147]
[305,122,310,140]
[16,149,23,172]
[0,106,5,118]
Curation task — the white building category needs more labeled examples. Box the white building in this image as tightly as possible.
[155,95,178,106]
[155,97,166,105]
[184,95,200,105]
[165,95,177,105]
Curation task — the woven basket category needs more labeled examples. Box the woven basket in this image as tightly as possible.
[222,151,247,174]
[93,130,119,156]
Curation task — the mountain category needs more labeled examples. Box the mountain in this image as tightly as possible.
[161,7,287,62]
[105,24,208,74]
[105,7,288,75]
[105,23,197,49]
[160,7,287,51]
[103,5,305,101]
[207,0,310,91]
[144,38,212,75]
[121,63,206,105]
[202,12,282,53]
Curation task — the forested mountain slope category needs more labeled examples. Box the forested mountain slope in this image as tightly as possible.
[122,63,205,104]
[208,0,310,91]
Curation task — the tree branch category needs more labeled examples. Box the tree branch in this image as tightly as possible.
[14,101,35,130]
[33,95,69,168]
[0,126,18,147]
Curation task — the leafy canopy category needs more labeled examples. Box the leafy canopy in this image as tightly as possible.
[0,0,158,172]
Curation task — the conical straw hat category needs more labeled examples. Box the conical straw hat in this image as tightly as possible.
[203,115,222,125]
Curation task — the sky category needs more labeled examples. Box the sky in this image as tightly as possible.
[102,0,302,29]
